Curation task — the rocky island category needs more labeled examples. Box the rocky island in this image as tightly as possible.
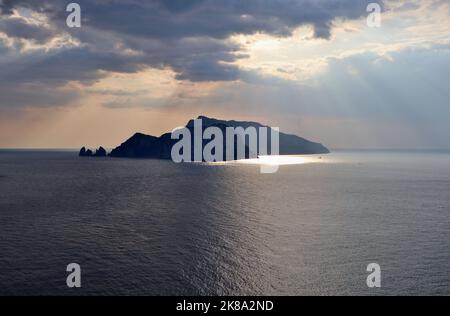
[80,116,330,160]
[79,146,107,157]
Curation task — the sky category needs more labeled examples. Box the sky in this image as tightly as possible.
[0,0,449,149]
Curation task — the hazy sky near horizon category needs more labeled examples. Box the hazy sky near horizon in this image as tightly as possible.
[0,0,449,149]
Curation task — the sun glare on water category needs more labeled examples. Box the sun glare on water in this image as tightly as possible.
[208,155,327,166]
[237,155,326,166]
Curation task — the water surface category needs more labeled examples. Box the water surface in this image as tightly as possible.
[0,150,449,295]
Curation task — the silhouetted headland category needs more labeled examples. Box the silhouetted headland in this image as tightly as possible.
[79,116,330,160]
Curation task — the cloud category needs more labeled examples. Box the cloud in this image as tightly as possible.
[0,0,380,89]
[181,45,450,148]
[0,82,80,108]
[3,0,377,39]
[0,16,55,43]
[0,0,15,15]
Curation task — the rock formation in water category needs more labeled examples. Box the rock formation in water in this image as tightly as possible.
[94,146,107,157]
[79,147,87,157]
[79,146,106,157]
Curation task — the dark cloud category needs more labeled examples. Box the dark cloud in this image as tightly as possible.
[0,36,10,53]
[0,0,379,82]
[0,0,15,15]
[0,17,55,43]
[3,0,377,40]
[0,0,383,108]
[10,47,145,84]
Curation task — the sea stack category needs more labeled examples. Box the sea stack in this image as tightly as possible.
[79,146,106,157]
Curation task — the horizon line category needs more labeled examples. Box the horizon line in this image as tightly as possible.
[1,147,450,153]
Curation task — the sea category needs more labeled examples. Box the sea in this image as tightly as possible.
[0,149,449,295]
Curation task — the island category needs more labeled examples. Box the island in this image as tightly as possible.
[79,116,330,160]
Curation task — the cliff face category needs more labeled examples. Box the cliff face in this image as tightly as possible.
[109,133,171,159]
[107,116,330,160]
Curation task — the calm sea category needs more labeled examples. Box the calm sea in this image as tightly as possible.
[0,150,449,295]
